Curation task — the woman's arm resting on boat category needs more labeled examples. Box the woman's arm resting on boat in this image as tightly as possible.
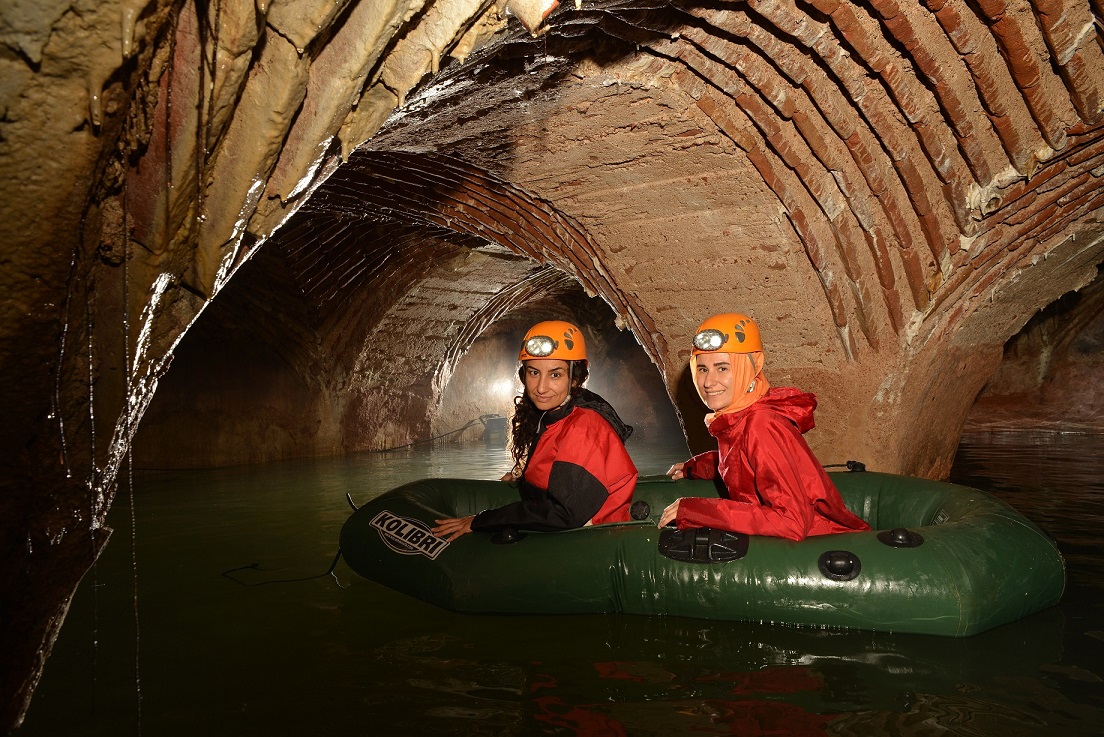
[667,450,719,481]
[681,451,720,480]
[659,499,681,526]
[432,515,475,542]
[471,461,607,532]
[546,460,609,524]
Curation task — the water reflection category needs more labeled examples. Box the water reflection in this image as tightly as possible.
[19,433,1104,736]
[339,585,1082,734]
[951,432,1104,591]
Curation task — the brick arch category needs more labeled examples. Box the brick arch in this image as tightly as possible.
[437,267,579,395]
[313,150,671,364]
[296,150,679,451]
[638,0,1104,358]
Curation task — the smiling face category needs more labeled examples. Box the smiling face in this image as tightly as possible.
[523,359,574,411]
[694,352,737,411]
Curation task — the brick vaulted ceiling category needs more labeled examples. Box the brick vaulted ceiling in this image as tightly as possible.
[2,0,1104,727]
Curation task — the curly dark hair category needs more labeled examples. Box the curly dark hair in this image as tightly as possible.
[508,360,590,477]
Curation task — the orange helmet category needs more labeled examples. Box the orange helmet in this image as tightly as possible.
[691,313,763,355]
[519,320,587,361]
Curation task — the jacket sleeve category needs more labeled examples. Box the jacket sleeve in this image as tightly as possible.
[682,450,719,480]
[470,461,607,532]
[675,413,822,541]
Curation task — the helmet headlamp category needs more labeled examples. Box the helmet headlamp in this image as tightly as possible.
[523,335,557,358]
[519,320,587,361]
[693,328,726,352]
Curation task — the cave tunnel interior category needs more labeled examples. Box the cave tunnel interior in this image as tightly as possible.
[133,198,1104,474]
[120,0,1104,473]
[8,0,1104,731]
[126,0,1104,477]
[132,208,693,471]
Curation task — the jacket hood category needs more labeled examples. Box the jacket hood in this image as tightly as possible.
[708,386,817,435]
[573,388,634,442]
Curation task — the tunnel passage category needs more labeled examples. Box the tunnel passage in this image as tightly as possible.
[964,262,1104,433]
[135,188,686,468]
[433,287,687,449]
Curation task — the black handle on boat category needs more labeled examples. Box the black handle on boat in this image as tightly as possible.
[659,527,749,563]
[822,460,866,472]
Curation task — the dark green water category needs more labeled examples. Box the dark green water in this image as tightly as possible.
[19,433,1104,736]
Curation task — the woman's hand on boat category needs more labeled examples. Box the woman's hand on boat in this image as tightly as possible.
[659,499,681,527]
[432,515,475,542]
[666,462,687,480]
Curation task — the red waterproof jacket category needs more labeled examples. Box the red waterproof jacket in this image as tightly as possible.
[472,390,638,532]
[676,387,869,541]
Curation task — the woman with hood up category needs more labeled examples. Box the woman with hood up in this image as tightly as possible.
[433,320,638,542]
[660,313,869,541]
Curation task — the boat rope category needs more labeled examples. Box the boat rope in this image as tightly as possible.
[822,460,867,472]
[368,414,502,453]
[221,548,346,589]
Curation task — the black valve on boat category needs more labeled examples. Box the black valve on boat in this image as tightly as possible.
[630,500,651,520]
[877,527,924,548]
[491,528,526,545]
[818,550,862,580]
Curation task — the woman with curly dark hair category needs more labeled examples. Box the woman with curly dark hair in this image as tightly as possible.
[432,320,638,542]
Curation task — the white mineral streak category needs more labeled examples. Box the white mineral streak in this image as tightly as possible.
[132,273,175,380]
[98,272,175,517]
[1057,15,1097,65]
[215,176,267,293]
[219,179,265,290]
[391,77,473,121]
[286,135,333,200]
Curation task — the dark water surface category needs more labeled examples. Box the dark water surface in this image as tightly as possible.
[20,433,1104,736]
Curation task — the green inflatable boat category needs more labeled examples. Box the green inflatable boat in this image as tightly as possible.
[339,471,1065,636]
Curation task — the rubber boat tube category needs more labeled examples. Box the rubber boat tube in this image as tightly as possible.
[339,472,1065,636]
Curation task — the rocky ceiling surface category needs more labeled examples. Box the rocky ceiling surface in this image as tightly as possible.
[2,0,1104,728]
